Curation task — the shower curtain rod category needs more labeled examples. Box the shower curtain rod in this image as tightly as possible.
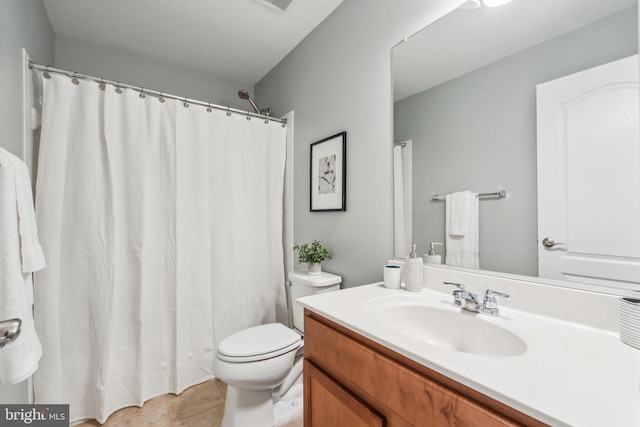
[28,61,287,125]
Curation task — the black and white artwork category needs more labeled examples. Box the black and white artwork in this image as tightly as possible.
[310,132,346,211]
[318,154,336,194]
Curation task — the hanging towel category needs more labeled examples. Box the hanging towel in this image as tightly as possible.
[0,148,45,384]
[445,191,479,268]
[448,190,471,236]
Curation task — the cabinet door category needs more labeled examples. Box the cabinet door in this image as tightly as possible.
[304,360,385,427]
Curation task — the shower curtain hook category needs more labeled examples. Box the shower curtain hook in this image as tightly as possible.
[226,107,231,117]
[183,97,189,108]
[246,114,251,121]
[159,92,165,103]
[71,72,79,85]
[206,103,212,113]
[98,78,106,91]
[139,87,146,99]
[115,82,123,94]
[42,66,51,80]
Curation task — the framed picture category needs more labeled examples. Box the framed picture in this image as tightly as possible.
[310,131,347,211]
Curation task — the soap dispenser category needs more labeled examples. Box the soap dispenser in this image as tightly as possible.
[404,243,423,292]
[424,242,443,264]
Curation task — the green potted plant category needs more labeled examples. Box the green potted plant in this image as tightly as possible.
[293,239,332,275]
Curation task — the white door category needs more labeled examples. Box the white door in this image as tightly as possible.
[537,55,640,290]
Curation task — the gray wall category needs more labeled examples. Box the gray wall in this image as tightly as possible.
[54,36,251,111]
[0,0,54,404]
[394,7,638,277]
[0,0,54,158]
[256,0,462,288]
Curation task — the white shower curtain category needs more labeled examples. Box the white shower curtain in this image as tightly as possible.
[33,74,287,423]
[393,142,412,258]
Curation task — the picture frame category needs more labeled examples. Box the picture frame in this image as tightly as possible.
[310,131,347,212]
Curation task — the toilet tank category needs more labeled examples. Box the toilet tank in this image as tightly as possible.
[288,270,341,333]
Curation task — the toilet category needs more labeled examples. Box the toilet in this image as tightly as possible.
[213,270,341,427]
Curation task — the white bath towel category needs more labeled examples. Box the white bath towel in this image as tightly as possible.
[445,191,479,268]
[448,190,471,236]
[0,148,45,384]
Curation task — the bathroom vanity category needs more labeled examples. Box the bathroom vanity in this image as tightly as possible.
[303,311,541,426]
[298,266,640,426]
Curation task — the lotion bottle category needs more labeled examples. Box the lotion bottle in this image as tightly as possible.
[404,243,423,292]
[424,242,443,264]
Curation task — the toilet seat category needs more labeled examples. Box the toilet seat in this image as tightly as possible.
[217,323,301,362]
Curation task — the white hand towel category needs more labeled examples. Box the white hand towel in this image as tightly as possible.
[448,190,472,236]
[0,148,45,384]
[11,153,46,273]
[445,191,479,268]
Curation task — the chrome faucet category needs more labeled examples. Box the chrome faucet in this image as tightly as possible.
[443,282,511,316]
[444,282,482,312]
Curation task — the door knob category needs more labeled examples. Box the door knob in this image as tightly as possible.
[542,237,565,248]
[0,318,22,349]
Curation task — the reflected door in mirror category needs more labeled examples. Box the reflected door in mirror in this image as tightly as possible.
[536,55,640,291]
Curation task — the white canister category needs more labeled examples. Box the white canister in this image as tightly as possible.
[383,265,402,289]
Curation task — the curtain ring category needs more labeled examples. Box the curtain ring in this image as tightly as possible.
[207,103,213,113]
[183,97,189,108]
[115,82,123,94]
[98,79,106,91]
[42,66,51,79]
[226,107,231,117]
[139,87,146,99]
[264,119,269,124]
[159,92,165,103]
[281,123,286,128]
[246,115,251,121]
[71,72,79,85]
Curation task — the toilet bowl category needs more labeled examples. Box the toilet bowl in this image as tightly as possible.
[214,270,341,427]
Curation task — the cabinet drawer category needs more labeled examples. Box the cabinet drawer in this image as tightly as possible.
[304,360,385,427]
[304,313,523,426]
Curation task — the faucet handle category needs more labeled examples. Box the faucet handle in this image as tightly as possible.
[443,282,465,307]
[481,289,511,316]
[443,282,465,291]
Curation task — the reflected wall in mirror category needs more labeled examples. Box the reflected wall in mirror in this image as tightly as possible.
[392,0,639,292]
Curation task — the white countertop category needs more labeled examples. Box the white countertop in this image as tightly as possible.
[298,283,640,427]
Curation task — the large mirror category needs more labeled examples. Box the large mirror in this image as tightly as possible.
[392,0,639,293]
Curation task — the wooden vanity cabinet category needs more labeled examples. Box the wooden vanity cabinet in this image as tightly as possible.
[303,310,546,427]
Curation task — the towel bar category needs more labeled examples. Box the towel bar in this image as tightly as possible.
[431,191,506,201]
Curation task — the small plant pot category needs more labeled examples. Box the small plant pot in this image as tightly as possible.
[308,262,321,275]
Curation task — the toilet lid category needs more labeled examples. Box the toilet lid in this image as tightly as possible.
[218,323,302,362]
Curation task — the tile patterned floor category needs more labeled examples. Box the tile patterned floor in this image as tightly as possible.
[74,379,303,427]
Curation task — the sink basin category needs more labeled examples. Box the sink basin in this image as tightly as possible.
[374,303,527,356]
[365,294,560,357]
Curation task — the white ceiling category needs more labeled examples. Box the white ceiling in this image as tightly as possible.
[42,0,344,86]
[393,0,637,101]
